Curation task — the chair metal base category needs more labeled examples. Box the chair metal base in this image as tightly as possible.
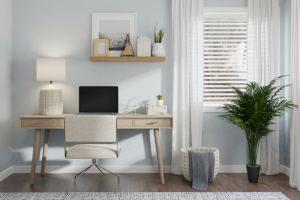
[66,159,119,194]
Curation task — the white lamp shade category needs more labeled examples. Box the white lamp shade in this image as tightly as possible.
[36,58,66,81]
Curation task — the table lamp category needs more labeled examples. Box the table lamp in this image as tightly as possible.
[36,58,66,115]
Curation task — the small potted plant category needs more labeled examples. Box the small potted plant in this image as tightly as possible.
[218,76,297,183]
[156,94,163,106]
[152,23,165,57]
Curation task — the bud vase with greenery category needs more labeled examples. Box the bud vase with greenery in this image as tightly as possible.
[218,76,297,183]
[152,23,165,57]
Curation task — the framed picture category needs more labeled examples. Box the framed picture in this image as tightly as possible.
[93,39,109,57]
[92,13,137,57]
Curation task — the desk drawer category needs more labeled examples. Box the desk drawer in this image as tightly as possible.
[134,119,171,128]
[117,119,133,128]
[20,119,64,129]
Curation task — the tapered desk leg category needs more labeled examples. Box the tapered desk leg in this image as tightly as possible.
[30,129,41,185]
[154,129,165,184]
[41,129,50,175]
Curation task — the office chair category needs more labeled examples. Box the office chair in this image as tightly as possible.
[64,115,120,193]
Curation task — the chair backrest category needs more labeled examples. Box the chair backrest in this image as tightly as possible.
[65,115,117,142]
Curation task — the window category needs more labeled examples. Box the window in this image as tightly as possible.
[203,8,248,111]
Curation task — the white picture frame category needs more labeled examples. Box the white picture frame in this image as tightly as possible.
[92,13,137,57]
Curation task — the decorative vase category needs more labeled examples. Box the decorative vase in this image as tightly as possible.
[152,43,165,57]
[246,164,261,183]
[157,100,163,106]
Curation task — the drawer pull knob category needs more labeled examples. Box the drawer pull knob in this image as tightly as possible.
[150,122,158,124]
[36,122,43,124]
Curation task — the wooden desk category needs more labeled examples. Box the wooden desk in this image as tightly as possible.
[19,113,173,185]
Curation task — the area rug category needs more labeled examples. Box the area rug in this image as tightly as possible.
[0,192,289,200]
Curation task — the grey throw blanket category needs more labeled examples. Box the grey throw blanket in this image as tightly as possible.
[188,151,215,190]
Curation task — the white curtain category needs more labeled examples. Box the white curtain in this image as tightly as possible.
[171,0,204,175]
[247,0,280,175]
[290,0,300,191]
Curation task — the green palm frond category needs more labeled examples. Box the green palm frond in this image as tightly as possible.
[217,76,297,166]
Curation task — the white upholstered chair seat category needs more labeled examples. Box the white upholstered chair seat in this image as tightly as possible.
[66,144,121,159]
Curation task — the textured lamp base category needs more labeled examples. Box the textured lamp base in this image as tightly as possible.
[39,84,63,115]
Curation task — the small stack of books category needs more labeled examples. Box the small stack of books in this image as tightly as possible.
[146,105,167,115]
[137,37,151,57]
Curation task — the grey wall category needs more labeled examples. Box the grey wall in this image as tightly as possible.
[0,0,13,173]
[10,0,291,168]
[12,0,173,167]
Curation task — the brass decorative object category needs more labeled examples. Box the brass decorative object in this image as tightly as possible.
[120,34,135,57]
[127,97,144,114]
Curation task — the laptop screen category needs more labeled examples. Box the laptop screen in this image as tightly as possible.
[79,86,118,113]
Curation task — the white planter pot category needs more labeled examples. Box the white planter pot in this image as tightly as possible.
[157,100,163,106]
[152,43,165,57]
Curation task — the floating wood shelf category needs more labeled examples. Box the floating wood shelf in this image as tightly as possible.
[89,56,165,62]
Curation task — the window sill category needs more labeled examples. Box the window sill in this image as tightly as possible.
[203,106,226,113]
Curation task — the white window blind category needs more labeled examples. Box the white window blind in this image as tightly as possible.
[203,8,248,106]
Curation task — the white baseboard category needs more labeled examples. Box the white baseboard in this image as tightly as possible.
[219,165,290,176]
[0,164,290,181]
[10,165,253,174]
[13,165,172,174]
[0,166,13,182]
[218,165,247,173]
[280,165,290,177]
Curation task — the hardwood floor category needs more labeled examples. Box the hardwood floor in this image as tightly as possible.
[0,173,299,199]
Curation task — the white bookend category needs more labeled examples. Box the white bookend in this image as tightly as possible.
[140,37,144,57]
[146,39,148,57]
[143,37,146,57]
[146,37,149,57]
[140,38,142,57]
[145,38,148,57]
[140,37,144,56]
[139,38,142,57]
[137,39,140,57]
[148,39,151,57]
[141,37,144,57]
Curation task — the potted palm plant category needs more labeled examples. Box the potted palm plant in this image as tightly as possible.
[218,76,297,183]
[152,23,165,57]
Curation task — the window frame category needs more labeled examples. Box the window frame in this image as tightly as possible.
[203,7,248,113]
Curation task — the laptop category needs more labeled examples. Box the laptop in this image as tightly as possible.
[78,86,118,115]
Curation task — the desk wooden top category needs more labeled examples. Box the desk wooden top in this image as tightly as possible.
[117,113,172,119]
[19,113,76,119]
[20,113,172,119]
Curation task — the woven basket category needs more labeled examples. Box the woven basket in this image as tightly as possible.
[180,147,220,182]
